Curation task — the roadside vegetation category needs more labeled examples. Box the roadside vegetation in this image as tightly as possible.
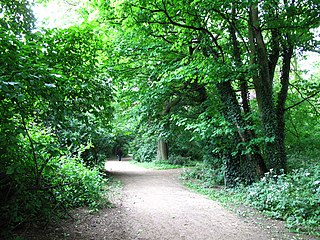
[1,0,319,239]
[182,159,320,236]
[132,160,184,170]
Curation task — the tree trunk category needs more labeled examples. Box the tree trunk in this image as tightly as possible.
[248,5,284,174]
[223,152,242,187]
[157,139,168,160]
[216,80,267,185]
[276,44,294,172]
[229,16,267,177]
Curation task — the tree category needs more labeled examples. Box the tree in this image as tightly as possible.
[0,0,114,232]
[94,0,320,185]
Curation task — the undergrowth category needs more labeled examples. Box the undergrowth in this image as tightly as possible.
[182,164,320,236]
[131,154,197,170]
[1,142,110,239]
[131,160,183,170]
[246,167,320,235]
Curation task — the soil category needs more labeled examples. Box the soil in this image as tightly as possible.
[19,158,318,240]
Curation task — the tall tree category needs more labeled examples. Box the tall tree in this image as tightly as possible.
[93,0,319,185]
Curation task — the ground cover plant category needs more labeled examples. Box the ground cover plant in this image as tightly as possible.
[246,167,320,235]
[182,158,320,236]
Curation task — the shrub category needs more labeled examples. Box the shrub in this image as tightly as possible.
[46,156,108,209]
[168,154,191,165]
[0,125,108,238]
[246,167,320,234]
[182,162,225,187]
[131,135,157,162]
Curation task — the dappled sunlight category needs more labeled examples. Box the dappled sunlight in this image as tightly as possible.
[105,159,146,173]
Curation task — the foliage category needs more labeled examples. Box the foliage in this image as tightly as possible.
[131,128,158,162]
[182,162,225,187]
[1,0,320,237]
[0,1,114,236]
[96,0,320,186]
[0,125,107,237]
[285,63,320,170]
[183,164,320,235]
[167,154,191,166]
[132,160,183,170]
[0,0,35,34]
[246,168,320,235]
[182,181,241,206]
[48,155,108,210]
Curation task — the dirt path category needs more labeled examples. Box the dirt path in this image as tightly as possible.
[105,159,271,240]
[104,159,320,240]
[21,159,318,240]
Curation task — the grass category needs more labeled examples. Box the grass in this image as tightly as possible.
[131,160,184,170]
[181,178,245,208]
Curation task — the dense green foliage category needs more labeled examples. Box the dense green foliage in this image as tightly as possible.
[247,167,320,234]
[0,0,117,236]
[97,0,320,182]
[94,0,320,234]
[1,0,319,237]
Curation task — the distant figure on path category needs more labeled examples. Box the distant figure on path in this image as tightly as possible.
[117,148,123,161]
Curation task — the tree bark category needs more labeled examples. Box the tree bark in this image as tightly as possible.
[248,5,284,173]
[216,80,267,185]
[157,139,168,160]
[276,44,293,172]
[229,17,267,177]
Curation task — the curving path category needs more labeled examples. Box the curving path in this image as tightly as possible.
[105,159,270,240]
[22,158,317,240]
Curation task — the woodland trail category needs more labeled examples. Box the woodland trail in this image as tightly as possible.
[22,158,318,240]
[100,158,311,240]
[103,159,270,240]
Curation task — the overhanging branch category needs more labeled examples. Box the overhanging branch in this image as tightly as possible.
[160,0,224,61]
[285,90,320,112]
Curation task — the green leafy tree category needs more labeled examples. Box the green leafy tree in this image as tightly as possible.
[0,0,114,234]
[93,0,320,185]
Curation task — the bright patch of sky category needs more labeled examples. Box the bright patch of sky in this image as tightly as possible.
[299,51,319,78]
[33,0,83,29]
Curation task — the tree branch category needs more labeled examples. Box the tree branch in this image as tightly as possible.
[28,182,72,191]
[208,6,250,54]
[160,0,224,61]
[285,90,320,112]
[16,101,40,187]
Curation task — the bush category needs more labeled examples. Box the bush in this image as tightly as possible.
[133,143,156,162]
[183,163,319,235]
[246,167,320,234]
[0,125,108,238]
[182,162,225,187]
[47,156,108,209]
[131,134,157,162]
[168,154,191,165]
[1,155,107,238]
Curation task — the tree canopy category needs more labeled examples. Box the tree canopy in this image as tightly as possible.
[94,0,320,184]
[1,0,320,237]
